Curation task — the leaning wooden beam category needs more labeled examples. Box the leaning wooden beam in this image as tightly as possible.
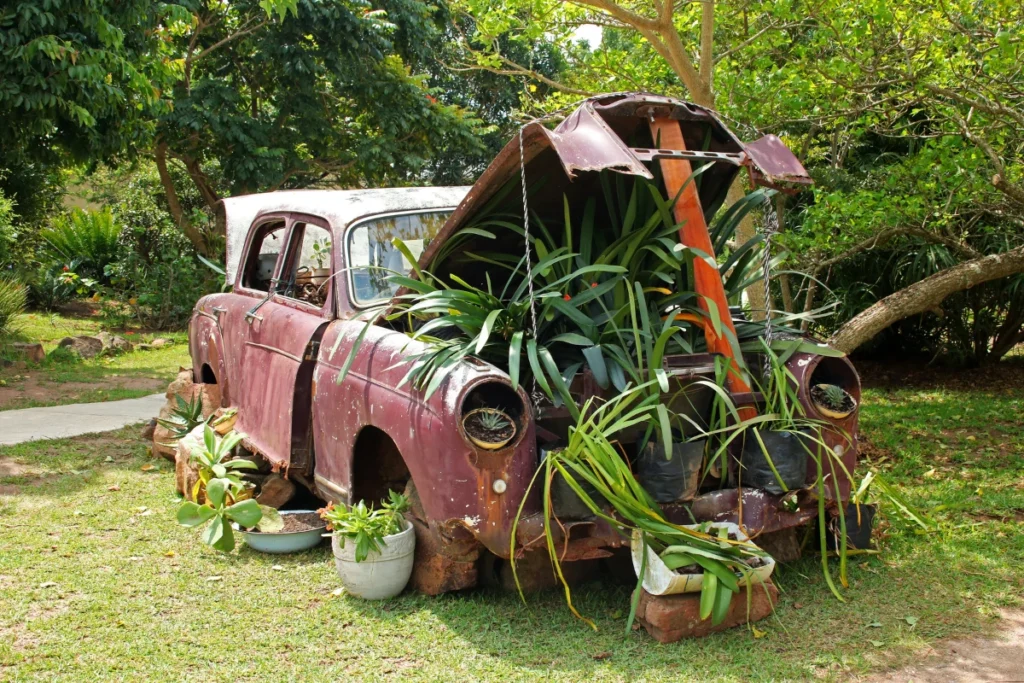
[648,117,756,413]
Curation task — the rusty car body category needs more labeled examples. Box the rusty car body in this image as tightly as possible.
[189,93,861,592]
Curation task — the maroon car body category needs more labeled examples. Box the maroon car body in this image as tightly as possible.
[189,93,861,588]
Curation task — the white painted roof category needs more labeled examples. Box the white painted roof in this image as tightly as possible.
[220,187,471,284]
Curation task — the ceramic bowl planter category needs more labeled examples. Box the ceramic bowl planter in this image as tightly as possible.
[332,521,416,599]
[239,510,326,553]
[810,383,858,420]
[630,523,775,596]
[462,407,516,450]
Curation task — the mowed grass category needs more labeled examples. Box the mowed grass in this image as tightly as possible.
[0,312,189,410]
[0,375,1022,680]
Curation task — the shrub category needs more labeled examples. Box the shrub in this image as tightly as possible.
[105,226,220,329]
[40,208,121,283]
[24,262,79,311]
[0,277,26,335]
[0,188,16,269]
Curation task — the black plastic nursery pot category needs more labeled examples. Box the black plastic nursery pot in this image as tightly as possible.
[636,439,705,503]
[544,450,608,520]
[738,429,812,495]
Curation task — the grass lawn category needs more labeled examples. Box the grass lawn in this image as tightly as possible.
[0,367,1021,680]
[0,311,189,411]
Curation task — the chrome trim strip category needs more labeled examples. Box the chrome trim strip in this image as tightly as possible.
[244,341,302,363]
[314,473,350,502]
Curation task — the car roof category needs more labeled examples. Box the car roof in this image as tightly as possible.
[218,187,471,285]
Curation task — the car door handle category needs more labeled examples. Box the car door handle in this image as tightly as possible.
[211,306,227,318]
[244,309,263,324]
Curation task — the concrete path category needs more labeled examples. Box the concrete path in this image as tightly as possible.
[0,393,164,446]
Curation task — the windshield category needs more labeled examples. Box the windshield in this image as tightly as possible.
[346,210,451,305]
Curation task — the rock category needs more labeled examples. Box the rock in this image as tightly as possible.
[174,424,205,499]
[152,369,222,461]
[96,331,133,355]
[136,344,154,352]
[140,418,156,441]
[10,342,45,364]
[58,336,104,359]
[255,473,296,508]
[635,580,778,643]
[409,518,479,595]
[150,338,172,348]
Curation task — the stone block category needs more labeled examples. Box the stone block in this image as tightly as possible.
[10,342,45,364]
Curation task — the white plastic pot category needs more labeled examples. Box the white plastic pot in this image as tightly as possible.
[630,522,775,596]
[331,522,415,600]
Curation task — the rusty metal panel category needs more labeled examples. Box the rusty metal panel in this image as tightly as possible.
[744,134,813,189]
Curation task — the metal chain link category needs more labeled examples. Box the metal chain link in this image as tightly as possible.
[760,194,779,375]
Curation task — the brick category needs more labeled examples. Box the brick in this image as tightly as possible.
[637,580,778,643]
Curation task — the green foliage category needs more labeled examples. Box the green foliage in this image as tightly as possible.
[515,381,769,629]
[41,208,121,283]
[0,277,26,335]
[176,426,261,551]
[475,409,511,432]
[23,262,79,311]
[0,187,16,268]
[155,394,206,444]
[320,491,410,563]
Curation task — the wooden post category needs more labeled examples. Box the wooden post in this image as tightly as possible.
[648,118,756,413]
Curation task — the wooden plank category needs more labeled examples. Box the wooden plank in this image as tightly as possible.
[648,117,756,407]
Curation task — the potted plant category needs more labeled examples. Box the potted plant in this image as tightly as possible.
[462,407,516,450]
[630,522,775,598]
[320,491,414,599]
[236,508,327,554]
[810,383,858,419]
[310,237,331,286]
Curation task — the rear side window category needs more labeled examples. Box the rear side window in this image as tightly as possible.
[346,211,450,305]
[241,221,287,292]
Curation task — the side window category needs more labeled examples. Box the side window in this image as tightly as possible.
[347,211,450,305]
[279,223,332,309]
[241,221,287,292]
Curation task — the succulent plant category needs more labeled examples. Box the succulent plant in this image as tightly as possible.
[476,410,511,432]
[156,394,205,443]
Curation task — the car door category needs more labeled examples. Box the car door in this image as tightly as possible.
[232,213,334,470]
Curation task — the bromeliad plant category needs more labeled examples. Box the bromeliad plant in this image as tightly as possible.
[156,394,205,445]
[319,491,410,562]
[512,380,770,631]
[176,425,264,552]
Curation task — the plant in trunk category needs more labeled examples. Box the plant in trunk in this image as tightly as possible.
[513,380,770,630]
[319,491,410,562]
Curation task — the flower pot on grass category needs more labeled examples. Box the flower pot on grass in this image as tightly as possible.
[239,510,325,553]
[630,523,775,596]
[331,521,415,599]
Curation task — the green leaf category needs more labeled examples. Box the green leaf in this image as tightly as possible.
[226,498,263,528]
[711,579,734,625]
[177,502,216,528]
[700,572,718,620]
[256,506,285,533]
[476,308,502,354]
[509,331,524,390]
[205,478,227,508]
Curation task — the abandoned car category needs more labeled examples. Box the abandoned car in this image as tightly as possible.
[187,92,862,593]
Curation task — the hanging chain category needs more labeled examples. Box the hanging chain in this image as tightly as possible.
[760,194,779,375]
[519,126,539,342]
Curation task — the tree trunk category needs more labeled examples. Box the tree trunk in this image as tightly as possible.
[155,143,209,256]
[829,245,1024,354]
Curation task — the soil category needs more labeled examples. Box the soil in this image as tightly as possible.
[463,410,516,445]
[276,512,324,533]
[863,609,1024,682]
[855,356,1024,391]
[811,383,856,414]
[0,375,164,411]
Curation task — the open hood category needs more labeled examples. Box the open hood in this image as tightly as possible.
[416,92,812,273]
